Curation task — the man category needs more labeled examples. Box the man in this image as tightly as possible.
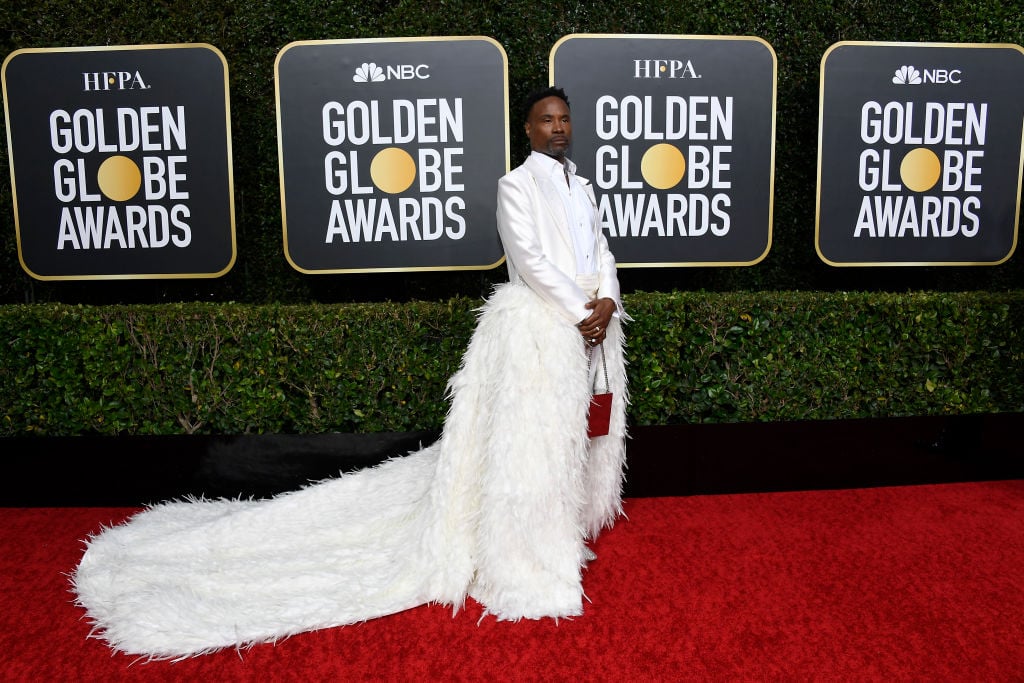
[497,86,623,346]
[73,87,629,659]
[461,86,628,620]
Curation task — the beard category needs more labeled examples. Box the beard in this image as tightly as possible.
[539,139,570,160]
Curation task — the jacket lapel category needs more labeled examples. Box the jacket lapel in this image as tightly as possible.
[524,154,573,253]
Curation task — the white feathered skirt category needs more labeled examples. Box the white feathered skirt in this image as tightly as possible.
[72,283,628,659]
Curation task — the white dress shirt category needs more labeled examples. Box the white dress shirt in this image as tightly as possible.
[529,151,597,276]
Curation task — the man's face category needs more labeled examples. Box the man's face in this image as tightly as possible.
[525,96,571,160]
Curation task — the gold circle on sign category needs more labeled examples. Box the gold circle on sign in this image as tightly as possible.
[900,148,941,192]
[370,148,416,194]
[641,143,686,190]
[97,155,142,201]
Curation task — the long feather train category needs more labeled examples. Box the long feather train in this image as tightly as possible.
[73,283,628,659]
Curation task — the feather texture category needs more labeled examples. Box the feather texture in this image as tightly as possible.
[73,283,628,658]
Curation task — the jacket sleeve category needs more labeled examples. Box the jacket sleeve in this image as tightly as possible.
[496,173,593,325]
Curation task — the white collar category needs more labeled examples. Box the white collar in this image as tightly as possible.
[530,150,577,180]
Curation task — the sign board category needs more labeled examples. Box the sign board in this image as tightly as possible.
[817,42,1024,266]
[276,37,508,273]
[551,34,776,267]
[2,44,236,280]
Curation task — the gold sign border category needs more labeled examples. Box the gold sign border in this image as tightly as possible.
[815,40,1024,268]
[549,33,778,269]
[274,36,510,275]
[2,43,237,281]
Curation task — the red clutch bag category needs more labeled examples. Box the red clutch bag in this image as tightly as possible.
[587,392,612,438]
[587,345,612,438]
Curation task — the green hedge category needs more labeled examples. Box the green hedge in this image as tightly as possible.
[3,291,1021,436]
[1,0,1022,304]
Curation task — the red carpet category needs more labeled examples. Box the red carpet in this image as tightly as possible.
[2,481,1022,680]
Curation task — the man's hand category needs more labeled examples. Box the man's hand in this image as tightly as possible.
[578,297,615,346]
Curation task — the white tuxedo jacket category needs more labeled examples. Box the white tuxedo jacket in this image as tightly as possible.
[496,153,623,325]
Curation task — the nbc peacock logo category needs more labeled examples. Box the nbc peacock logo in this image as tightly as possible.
[892,64,962,85]
[352,61,430,83]
[353,62,385,83]
[892,65,922,85]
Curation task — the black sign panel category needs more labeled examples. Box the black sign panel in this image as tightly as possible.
[276,37,508,273]
[817,42,1024,266]
[551,34,776,267]
[2,44,236,280]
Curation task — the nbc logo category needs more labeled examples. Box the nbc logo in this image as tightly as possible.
[892,64,962,85]
[892,65,922,85]
[353,62,430,83]
[353,62,385,83]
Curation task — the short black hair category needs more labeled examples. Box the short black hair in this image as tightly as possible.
[522,86,570,124]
